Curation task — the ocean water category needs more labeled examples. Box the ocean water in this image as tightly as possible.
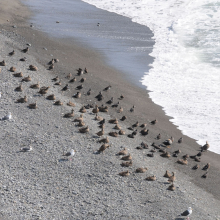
[23,0,220,154]
[81,0,220,154]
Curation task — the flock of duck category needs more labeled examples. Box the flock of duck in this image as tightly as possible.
[1,47,211,198]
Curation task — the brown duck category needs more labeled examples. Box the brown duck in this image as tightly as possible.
[160,151,171,158]
[121,154,132,161]
[92,105,99,114]
[28,102,37,109]
[99,106,108,112]
[16,96,27,103]
[29,65,38,71]
[38,86,50,95]
[96,128,104,137]
[79,126,89,133]
[74,114,84,123]
[67,101,75,107]
[77,121,85,127]
[22,76,31,82]
[109,131,118,137]
[30,82,40,89]
[120,160,132,167]
[108,118,118,124]
[95,114,103,121]
[114,124,121,130]
[118,107,123,113]
[15,84,23,92]
[163,170,171,178]
[54,81,61,86]
[98,136,109,144]
[177,158,188,165]
[98,144,110,153]
[10,67,16,72]
[168,172,175,183]
[118,170,130,177]
[0,60,6,66]
[167,184,175,191]
[136,167,148,173]
[119,129,125,135]
[79,106,86,113]
[47,94,56,100]
[54,100,63,105]
[13,72,23,77]
[64,109,74,118]
[145,175,156,181]
[117,148,128,155]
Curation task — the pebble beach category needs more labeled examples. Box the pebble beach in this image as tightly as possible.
[0,0,220,219]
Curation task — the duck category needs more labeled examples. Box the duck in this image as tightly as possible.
[151,142,161,150]
[119,94,124,100]
[109,131,118,137]
[163,137,174,145]
[167,184,175,191]
[67,101,75,107]
[113,124,121,130]
[0,60,6,66]
[99,106,108,112]
[54,81,61,86]
[86,88,91,96]
[62,84,69,91]
[202,163,210,171]
[140,142,148,149]
[106,97,114,105]
[140,128,149,136]
[48,59,55,65]
[112,102,119,108]
[121,154,132,161]
[108,118,118,124]
[130,105,135,112]
[177,158,188,165]
[77,68,83,75]
[84,68,88,73]
[74,114,84,123]
[151,119,157,125]
[69,77,76,83]
[66,73,72,79]
[103,85,111,91]
[163,170,171,178]
[22,75,31,82]
[20,57,27,61]
[28,102,37,109]
[136,167,148,173]
[178,137,183,143]
[13,72,23,77]
[98,144,110,153]
[16,96,27,103]
[79,126,89,133]
[15,84,23,92]
[30,82,40,89]
[156,133,161,140]
[9,50,15,56]
[201,141,209,151]
[10,66,16,72]
[145,175,156,181]
[201,172,208,178]
[96,128,104,137]
[132,121,139,127]
[92,105,99,114]
[118,170,130,177]
[79,106,86,113]
[29,65,38,71]
[48,64,54,70]
[116,148,128,155]
[119,129,125,135]
[63,109,74,118]
[192,164,199,170]
[47,94,56,100]
[121,160,132,167]
[168,172,175,183]
[38,86,50,95]
[120,116,127,121]
[73,92,81,98]
[77,121,85,127]
[160,151,171,158]
[147,153,154,157]
[54,100,63,106]
[76,84,83,90]
[95,114,103,121]
[20,146,32,152]
[21,47,29,53]
[79,77,86,83]
[140,123,147,128]
[98,136,109,144]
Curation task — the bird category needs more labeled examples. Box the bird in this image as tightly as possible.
[66,73,72,79]
[86,88,91,96]
[1,112,12,120]
[116,148,128,155]
[177,158,188,165]
[145,175,156,181]
[67,101,75,107]
[20,57,27,61]
[54,81,61,86]
[76,84,83,90]
[77,121,85,127]
[13,72,23,77]
[179,207,192,220]
[95,114,103,121]
[140,123,147,128]
[163,170,171,178]
[119,129,125,135]
[48,64,54,70]
[63,149,76,161]
[20,146,32,152]
[147,153,154,157]
[99,106,108,112]
[92,106,99,114]
[121,154,132,161]
[151,119,157,125]
[63,109,74,118]
[140,142,148,149]
[113,124,121,130]
[9,50,15,56]
[28,102,37,109]
[103,85,111,91]
[192,164,199,170]
[109,132,118,137]
[54,100,63,106]
[108,118,118,124]
[22,76,31,82]
[79,78,86,83]
[130,105,135,112]
[74,114,84,123]
[167,184,175,191]
[79,126,89,133]
[121,160,132,167]
[16,96,27,103]
[120,116,127,121]
[140,128,149,136]
[106,97,114,105]
[118,107,123,113]
[118,170,130,177]
[96,128,104,137]
[62,84,69,91]
[38,86,50,95]
[156,133,161,139]
[168,172,175,183]
[29,65,38,71]
[160,151,171,158]
[202,163,210,171]
[164,137,174,145]
[0,60,6,66]
[119,94,124,100]
[47,94,56,100]
[98,144,110,153]
[10,66,16,72]
[69,77,76,83]
[98,137,109,144]
[73,92,81,98]
[15,84,23,92]
[21,47,29,53]
[201,141,209,151]
[77,68,83,75]
[201,172,208,178]
[178,137,183,143]
[136,168,148,173]
[79,106,86,113]
[112,102,119,108]
[30,82,40,89]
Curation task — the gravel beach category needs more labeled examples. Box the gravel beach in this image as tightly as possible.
[0,0,220,219]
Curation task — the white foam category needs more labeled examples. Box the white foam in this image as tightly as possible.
[82,0,220,154]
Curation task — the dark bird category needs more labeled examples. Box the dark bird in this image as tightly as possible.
[69,77,76,83]
[140,123,147,128]
[192,164,199,170]
[156,133,161,139]
[121,154,132,161]
[95,92,103,101]
[201,141,209,151]
[140,128,149,136]
[201,172,208,178]
[62,84,69,91]
[106,97,114,105]
[29,65,38,71]
[151,142,161,149]
[28,102,37,109]
[76,84,83,90]
[79,126,89,133]
[77,68,83,75]
[15,84,23,92]
[163,137,174,145]
[20,146,32,152]
[92,105,99,114]
[141,142,149,149]
[86,88,91,96]
[52,76,59,81]
[147,153,154,157]
[117,148,128,156]
[54,81,61,86]
[178,137,183,143]
[54,100,63,106]
[96,128,104,137]
[20,57,27,61]
[120,116,127,121]
[63,109,74,118]
[163,170,171,178]
[47,94,56,100]
[10,67,16,72]
[167,184,175,191]
[119,94,124,100]
[130,105,135,112]
[21,47,29,53]
[109,132,118,137]
[21,76,31,82]
[0,60,6,66]
[99,106,108,112]
[151,119,157,125]
[108,118,118,124]
[112,102,119,108]
[103,85,111,91]
[119,129,125,135]
[30,82,40,89]
[16,96,27,103]
[48,64,54,70]
[118,170,130,177]
[98,144,110,153]
[120,160,132,167]
[202,163,210,171]
[9,50,15,56]
[84,68,88,73]
[179,207,192,219]
[98,137,109,144]
[38,86,50,95]
[13,72,23,77]
[73,92,81,98]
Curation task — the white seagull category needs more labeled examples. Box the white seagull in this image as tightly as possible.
[20,146,32,152]
[179,207,192,219]
[1,112,12,120]
[63,149,76,161]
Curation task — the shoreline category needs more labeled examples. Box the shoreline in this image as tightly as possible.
[0,0,219,219]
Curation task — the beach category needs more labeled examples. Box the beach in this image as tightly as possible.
[0,0,220,219]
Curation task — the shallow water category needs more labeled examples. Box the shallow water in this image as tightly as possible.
[81,0,220,154]
[23,0,154,88]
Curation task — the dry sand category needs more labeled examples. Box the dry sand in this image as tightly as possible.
[0,0,220,219]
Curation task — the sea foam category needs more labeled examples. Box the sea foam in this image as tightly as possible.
[82,0,220,154]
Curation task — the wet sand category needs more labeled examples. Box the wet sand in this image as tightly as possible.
[0,0,219,219]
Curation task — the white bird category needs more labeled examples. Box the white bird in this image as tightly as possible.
[1,112,12,120]
[0,92,2,98]
[179,207,192,219]
[20,146,32,152]
[63,149,76,161]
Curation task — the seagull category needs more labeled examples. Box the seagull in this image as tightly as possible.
[63,149,76,161]
[1,112,12,120]
[20,146,32,152]
[179,207,192,219]
[0,92,2,98]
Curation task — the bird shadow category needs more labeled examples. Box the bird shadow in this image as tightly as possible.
[175,218,185,220]
[58,158,68,162]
